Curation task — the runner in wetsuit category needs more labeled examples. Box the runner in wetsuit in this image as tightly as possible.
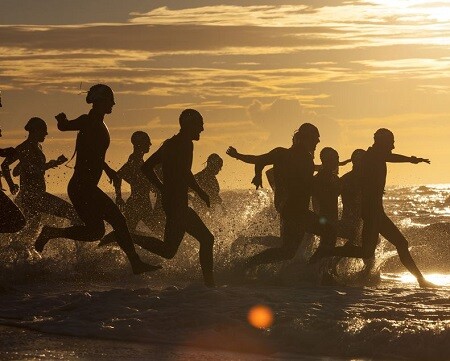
[2,118,78,234]
[192,153,223,213]
[0,128,25,233]
[109,109,215,286]
[99,131,159,246]
[309,129,433,287]
[226,123,336,269]
[34,84,160,274]
[312,147,341,227]
[114,131,156,231]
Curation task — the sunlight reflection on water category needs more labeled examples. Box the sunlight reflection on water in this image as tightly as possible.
[382,272,450,286]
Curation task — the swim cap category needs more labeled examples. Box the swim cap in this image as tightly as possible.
[131,131,150,146]
[24,117,47,132]
[86,84,114,104]
[320,147,338,162]
[292,123,319,144]
[207,153,223,167]
[374,128,394,142]
[351,149,365,162]
[179,109,203,129]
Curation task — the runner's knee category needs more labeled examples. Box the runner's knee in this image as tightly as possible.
[85,223,105,240]
[162,246,178,259]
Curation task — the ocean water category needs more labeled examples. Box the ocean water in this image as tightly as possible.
[0,185,449,360]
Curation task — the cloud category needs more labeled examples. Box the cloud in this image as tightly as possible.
[247,98,314,144]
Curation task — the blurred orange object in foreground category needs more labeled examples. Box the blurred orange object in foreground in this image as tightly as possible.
[247,304,274,329]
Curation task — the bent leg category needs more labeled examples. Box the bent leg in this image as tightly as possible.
[130,210,185,259]
[39,192,79,224]
[309,212,379,262]
[185,207,215,287]
[379,215,426,282]
[0,191,26,233]
[246,209,304,268]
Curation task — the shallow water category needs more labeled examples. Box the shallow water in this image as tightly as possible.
[0,185,449,360]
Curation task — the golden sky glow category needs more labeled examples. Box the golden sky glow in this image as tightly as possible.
[0,0,449,192]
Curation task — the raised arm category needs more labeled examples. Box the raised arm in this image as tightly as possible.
[226,146,279,166]
[55,112,87,131]
[142,146,164,191]
[387,154,430,164]
[1,148,20,195]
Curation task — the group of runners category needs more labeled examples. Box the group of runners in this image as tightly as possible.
[0,84,433,288]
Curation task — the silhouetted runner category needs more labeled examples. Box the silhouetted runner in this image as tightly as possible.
[34,84,160,274]
[312,147,341,227]
[112,131,156,231]
[337,148,378,277]
[339,149,365,243]
[107,109,215,287]
[309,129,433,287]
[0,128,25,233]
[227,123,336,269]
[192,153,224,213]
[2,118,78,234]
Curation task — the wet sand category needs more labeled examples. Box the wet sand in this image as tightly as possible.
[0,325,358,361]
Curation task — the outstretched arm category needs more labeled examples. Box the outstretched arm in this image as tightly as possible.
[339,158,352,166]
[227,147,280,189]
[142,146,164,191]
[226,146,278,166]
[313,158,351,172]
[55,112,87,131]
[387,154,430,164]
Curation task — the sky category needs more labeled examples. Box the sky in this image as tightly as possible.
[1,0,449,193]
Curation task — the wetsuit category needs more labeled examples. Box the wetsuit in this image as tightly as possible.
[118,153,156,231]
[126,133,215,284]
[44,110,138,256]
[0,147,25,232]
[246,146,336,267]
[6,140,77,225]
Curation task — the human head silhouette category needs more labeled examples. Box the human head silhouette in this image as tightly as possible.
[131,131,151,153]
[351,149,365,169]
[25,117,48,142]
[293,123,320,154]
[320,147,339,173]
[206,153,223,175]
[86,84,115,115]
[179,109,204,141]
[374,128,395,154]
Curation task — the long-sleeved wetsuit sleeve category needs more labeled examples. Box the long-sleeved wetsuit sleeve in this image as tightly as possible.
[387,153,429,163]
[235,148,281,167]
[57,114,88,131]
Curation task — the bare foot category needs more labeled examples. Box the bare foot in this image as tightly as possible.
[34,226,52,253]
